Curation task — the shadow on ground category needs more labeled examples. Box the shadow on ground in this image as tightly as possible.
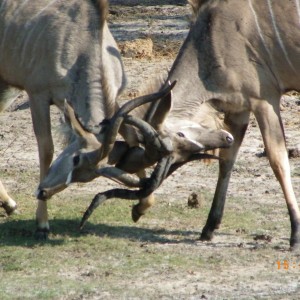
[0,218,282,251]
[110,0,187,6]
[0,218,200,247]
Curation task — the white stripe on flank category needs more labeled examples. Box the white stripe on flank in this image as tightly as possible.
[295,0,300,25]
[32,0,59,19]
[20,0,59,67]
[12,0,30,18]
[267,0,295,72]
[20,24,40,67]
[1,0,31,56]
[248,0,271,58]
[28,24,48,68]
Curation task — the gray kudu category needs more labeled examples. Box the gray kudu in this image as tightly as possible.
[0,0,127,238]
[163,0,300,250]
[43,0,300,250]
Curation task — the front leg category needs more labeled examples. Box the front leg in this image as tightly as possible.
[30,94,53,239]
[201,111,249,241]
[116,118,173,222]
[130,135,172,222]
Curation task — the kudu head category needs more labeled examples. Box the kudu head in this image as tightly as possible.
[36,102,104,200]
[117,87,234,174]
[141,91,234,164]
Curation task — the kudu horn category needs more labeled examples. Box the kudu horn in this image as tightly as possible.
[101,81,177,159]
[79,156,173,229]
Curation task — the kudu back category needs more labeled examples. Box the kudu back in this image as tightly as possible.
[0,0,126,237]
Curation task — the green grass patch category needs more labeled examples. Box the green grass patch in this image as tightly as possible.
[0,184,292,299]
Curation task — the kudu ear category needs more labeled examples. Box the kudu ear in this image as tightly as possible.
[149,91,172,131]
[64,100,91,139]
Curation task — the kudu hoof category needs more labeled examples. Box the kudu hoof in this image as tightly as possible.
[0,201,18,216]
[34,228,50,240]
[290,236,300,252]
[131,204,145,223]
[200,228,214,241]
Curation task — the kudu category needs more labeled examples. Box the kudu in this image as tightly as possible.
[162,0,300,250]
[0,0,126,237]
[79,0,300,250]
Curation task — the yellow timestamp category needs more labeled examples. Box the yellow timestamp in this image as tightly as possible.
[277,260,300,270]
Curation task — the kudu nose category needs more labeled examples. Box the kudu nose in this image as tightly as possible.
[226,134,234,144]
[224,131,234,145]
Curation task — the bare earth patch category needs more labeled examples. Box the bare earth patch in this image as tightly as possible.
[1,2,300,299]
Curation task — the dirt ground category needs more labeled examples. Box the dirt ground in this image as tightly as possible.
[1,1,300,299]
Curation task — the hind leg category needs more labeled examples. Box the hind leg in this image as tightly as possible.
[0,180,17,215]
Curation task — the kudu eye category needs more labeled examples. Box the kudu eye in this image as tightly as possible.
[73,155,81,167]
[177,132,185,138]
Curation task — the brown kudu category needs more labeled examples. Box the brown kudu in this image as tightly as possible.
[0,0,127,238]
[78,0,300,250]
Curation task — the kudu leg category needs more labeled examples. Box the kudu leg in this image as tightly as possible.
[253,101,300,250]
[0,81,20,215]
[30,95,54,239]
[201,111,250,241]
[131,154,220,222]
[0,180,17,215]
